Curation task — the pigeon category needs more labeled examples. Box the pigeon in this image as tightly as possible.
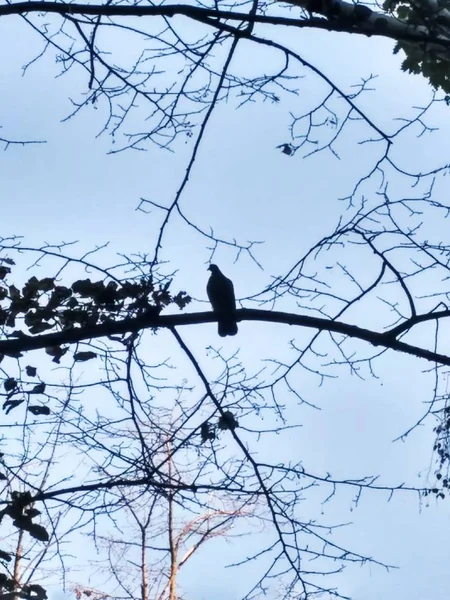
[206,264,238,337]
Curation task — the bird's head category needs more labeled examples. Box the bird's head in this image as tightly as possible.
[208,264,219,273]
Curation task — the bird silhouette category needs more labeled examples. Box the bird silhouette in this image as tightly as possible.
[206,264,238,337]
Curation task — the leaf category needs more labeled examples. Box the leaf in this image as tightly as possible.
[26,366,37,377]
[73,351,97,362]
[4,378,17,392]
[153,288,171,307]
[28,584,48,600]
[119,281,143,299]
[8,285,20,301]
[0,266,11,280]
[71,279,94,296]
[28,405,50,416]
[5,313,15,328]
[67,296,78,308]
[396,4,410,19]
[277,143,293,156]
[47,286,72,308]
[3,351,23,358]
[29,382,46,395]
[12,516,33,529]
[3,399,25,415]
[200,421,215,443]
[11,330,27,338]
[45,346,68,364]
[22,277,40,300]
[0,549,12,561]
[92,281,119,305]
[37,278,54,292]
[173,291,192,310]
[28,523,49,542]
[11,490,32,505]
[218,410,239,431]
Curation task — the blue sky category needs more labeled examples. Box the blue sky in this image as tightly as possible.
[1,7,450,600]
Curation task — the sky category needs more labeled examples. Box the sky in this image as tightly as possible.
[1,4,450,600]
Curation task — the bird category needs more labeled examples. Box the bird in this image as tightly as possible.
[206,264,238,337]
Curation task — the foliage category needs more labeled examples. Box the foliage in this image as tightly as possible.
[383,0,450,92]
[0,261,190,340]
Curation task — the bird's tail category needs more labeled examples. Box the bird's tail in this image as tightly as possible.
[218,319,238,337]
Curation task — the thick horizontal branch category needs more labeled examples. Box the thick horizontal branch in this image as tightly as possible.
[1,308,450,366]
[0,474,263,508]
[27,467,425,505]
[1,2,449,48]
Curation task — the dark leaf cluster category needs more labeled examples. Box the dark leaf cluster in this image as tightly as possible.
[0,491,49,542]
[0,572,47,600]
[2,372,49,416]
[0,269,191,336]
[201,411,239,442]
[383,0,450,92]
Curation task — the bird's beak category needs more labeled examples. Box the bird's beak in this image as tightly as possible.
[207,265,212,271]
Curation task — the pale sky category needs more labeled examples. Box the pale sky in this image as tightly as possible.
[1,7,450,600]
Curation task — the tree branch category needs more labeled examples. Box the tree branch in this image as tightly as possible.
[1,308,450,365]
[2,2,450,49]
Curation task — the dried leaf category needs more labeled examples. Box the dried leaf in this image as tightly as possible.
[73,351,97,362]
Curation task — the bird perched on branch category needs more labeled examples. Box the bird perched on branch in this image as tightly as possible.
[206,264,238,337]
